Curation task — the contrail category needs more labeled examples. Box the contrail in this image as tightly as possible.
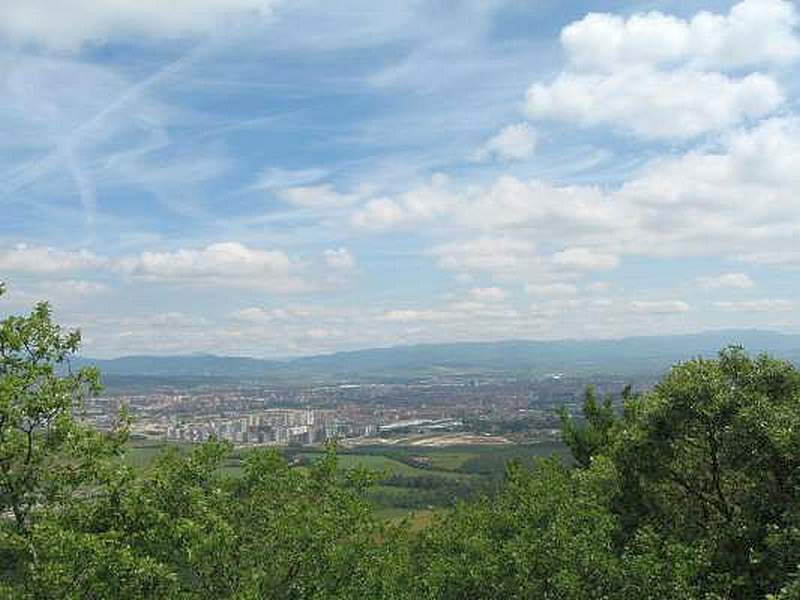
[0,52,196,203]
[63,144,97,241]
[67,53,193,143]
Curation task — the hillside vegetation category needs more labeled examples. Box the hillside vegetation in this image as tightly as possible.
[2,293,800,598]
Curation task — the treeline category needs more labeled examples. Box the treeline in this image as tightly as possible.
[1,292,800,598]
[369,475,490,510]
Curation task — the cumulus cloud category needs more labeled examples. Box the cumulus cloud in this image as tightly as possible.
[304,327,341,340]
[349,175,457,230]
[350,197,406,229]
[431,237,540,275]
[474,123,537,162]
[115,242,313,292]
[1,279,109,310]
[380,300,519,326]
[55,280,110,295]
[461,175,627,234]
[551,247,618,272]
[525,283,579,297]
[469,287,507,302]
[277,185,361,209]
[0,244,104,273]
[230,306,312,324]
[737,251,800,268]
[1,241,357,298]
[381,309,441,323]
[524,0,796,140]
[117,242,291,279]
[0,0,280,51]
[526,69,782,140]
[323,248,355,270]
[343,115,800,297]
[586,282,610,293]
[561,0,800,72]
[713,298,793,312]
[457,117,800,263]
[696,272,755,290]
[629,300,691,314]
[613,117,800,255]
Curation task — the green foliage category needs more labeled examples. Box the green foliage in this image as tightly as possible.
[2,294,800,599]
[559,384,620,467]
[611,347,800,598]
[0,294,130,594]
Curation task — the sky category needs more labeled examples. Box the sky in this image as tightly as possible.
[0,0,799,358]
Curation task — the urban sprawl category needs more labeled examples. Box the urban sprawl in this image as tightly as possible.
[85,376,653,447]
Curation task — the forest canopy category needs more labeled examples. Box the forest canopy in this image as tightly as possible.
[1,293,799,599]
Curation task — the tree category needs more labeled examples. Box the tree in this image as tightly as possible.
[3,289,800,599]
[406,456,704,599]
[559,385,620,468]
[609,347,800,599]
[0,285,129,591]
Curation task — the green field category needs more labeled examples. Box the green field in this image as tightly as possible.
[299,452,423,476]
[296,451,472,479]
[124,438,569,521]
[125,438,190,470]
[125,437,244,475]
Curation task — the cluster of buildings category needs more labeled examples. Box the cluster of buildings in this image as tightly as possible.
[166,408,378,445]
[90,375,648,447]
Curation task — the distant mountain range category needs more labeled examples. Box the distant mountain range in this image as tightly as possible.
[76,330,800,383]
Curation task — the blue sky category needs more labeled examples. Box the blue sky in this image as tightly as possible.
[1,0,799,357]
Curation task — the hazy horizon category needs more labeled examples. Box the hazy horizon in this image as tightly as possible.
[2,0,799,358]
[78,327,799,361]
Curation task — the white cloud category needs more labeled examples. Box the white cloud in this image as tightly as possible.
[452,118,800,263]
[117,242,290,278]
[0,244,104,273]
[612,117,800,255]
[5,1,800,355]
[525,1,796,141]
[56,280,109,295]
[323,248,355,270]
[737,251,800,268]
[115,242,311,292]
[230,306,312,324]
[462,175,629,234]
[380,300,520,326]
[349,175,456,230]
[526,68,782,140]
[304,327,340,340]
[629,300,690,314]
[277,184,361,209]
[381,309,441,323]
[432,237,540,275]
[525,283,579,297]
[469,287,507,302]
[350,197,407,229]
[552,247,618,271]
[251,167,328,191]
[0,0,280,52]
[349,117,800,288]
[474,123,537,162]
[561,0,800,72]
[1,279,108,310]
[696,272,755,290]
[714,299,793,312]
[586,282,610,293]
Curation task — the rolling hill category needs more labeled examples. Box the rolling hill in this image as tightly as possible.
[77,329,800,382]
